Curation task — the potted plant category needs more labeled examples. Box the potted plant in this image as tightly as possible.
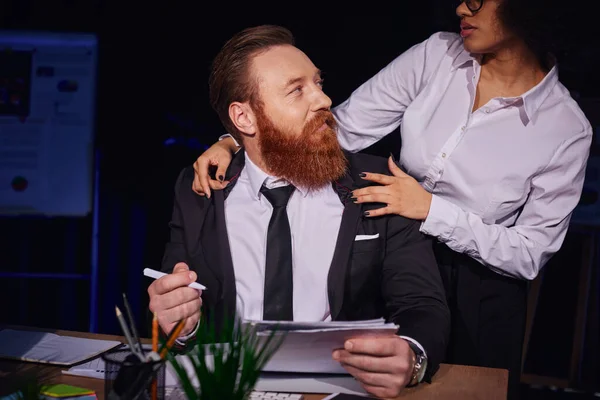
[165,313,284,400]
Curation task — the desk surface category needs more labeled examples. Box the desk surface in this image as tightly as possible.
[0,328,508,399]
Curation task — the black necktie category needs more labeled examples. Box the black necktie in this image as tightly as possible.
[260,184,295,321]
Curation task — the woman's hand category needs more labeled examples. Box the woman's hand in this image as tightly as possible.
[192,137,238,198]
[352,156,433,220]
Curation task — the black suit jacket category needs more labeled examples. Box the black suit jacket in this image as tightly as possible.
[161,151,450,379]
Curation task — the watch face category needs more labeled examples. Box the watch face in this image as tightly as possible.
[417,355,428,381]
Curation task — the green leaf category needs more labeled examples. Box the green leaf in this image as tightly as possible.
[166,351,197,399]
[166,306,285,400]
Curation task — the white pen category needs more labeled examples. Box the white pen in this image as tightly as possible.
[143,267,207,290]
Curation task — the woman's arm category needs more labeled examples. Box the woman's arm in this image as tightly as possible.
[191,136,239,197]
[333,32,456,152]
[420,129,592,279]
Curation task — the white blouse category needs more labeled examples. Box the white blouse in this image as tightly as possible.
[334,31,593,280]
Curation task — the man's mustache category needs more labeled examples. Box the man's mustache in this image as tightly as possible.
[303,111,337,135]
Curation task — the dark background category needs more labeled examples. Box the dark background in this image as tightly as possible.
[1,1,599,397]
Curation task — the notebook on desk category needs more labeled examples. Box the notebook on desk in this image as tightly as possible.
[0,329,122,366]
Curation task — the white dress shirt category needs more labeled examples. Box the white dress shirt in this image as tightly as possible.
[224,154,343,321]
[334,31,593,280]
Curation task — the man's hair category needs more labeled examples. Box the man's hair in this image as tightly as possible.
[209,25,295,143]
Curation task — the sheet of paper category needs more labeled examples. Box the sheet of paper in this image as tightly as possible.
[0,329,121,366]
[246,318,389,331]
[255,373,368,396]
[247,319,399,374]
[259,327,398,374]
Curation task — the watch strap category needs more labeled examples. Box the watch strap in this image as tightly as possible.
[406,342,427,387]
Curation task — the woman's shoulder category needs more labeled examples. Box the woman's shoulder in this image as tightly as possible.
[404,31,469,73]
[543,79,593,139]
[420,31,465,57]
[424,31,462,46]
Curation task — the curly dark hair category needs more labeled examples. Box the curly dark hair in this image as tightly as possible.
[497,0,568,71]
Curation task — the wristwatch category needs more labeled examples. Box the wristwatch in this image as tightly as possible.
[406,343,428,387]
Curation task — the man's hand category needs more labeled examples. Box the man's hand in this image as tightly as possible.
[192,137,238,198]
[148,262,202,338]
[332,336,415,399]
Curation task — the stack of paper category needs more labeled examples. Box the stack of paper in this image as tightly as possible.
[1,384,97,400]
[40,384,96,400]
[246,318,399,374]
[0,329,121,366]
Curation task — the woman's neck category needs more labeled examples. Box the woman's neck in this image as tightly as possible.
[479,40,548,94]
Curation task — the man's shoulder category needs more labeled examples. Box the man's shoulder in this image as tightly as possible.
[175,165,196,190]
[173,165,206,206]
[346,152,423,230]
[345,152,393,178]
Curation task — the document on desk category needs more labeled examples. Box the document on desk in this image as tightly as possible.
[255,372,369,396]
[65,355,369,396]
[247,318,399,374]
[64,352,193,387]
[0,329,121,366]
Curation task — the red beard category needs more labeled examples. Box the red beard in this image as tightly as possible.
[255,107,348,192]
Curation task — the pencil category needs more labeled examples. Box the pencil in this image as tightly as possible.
[151,313,158,400]
[122,293,143,355]
[115,306,137,356]
[159,319,185,359]
[152,312,158,353]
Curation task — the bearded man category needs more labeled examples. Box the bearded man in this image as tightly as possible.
[148,25,450,397]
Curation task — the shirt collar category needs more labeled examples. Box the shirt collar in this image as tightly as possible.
[450,49,479,71]
[519,65,558,122]
[488,65,558,124]
[451,47,559,123]
[244,152,308,200]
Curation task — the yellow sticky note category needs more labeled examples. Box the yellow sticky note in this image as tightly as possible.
[40,384,95,398]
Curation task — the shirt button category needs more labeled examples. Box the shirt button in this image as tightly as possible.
[442,153,446,158]
[485,108,490,113]
[461,126,465,131]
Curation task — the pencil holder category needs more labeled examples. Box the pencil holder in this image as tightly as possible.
[102,348,166,400]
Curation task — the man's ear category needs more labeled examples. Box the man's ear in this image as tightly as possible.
[229,102,256,136]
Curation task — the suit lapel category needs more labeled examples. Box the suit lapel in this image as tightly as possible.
[194,194,223,284]
[328,158,362,320]
[211,190,236,318]
[195,153,246,318]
